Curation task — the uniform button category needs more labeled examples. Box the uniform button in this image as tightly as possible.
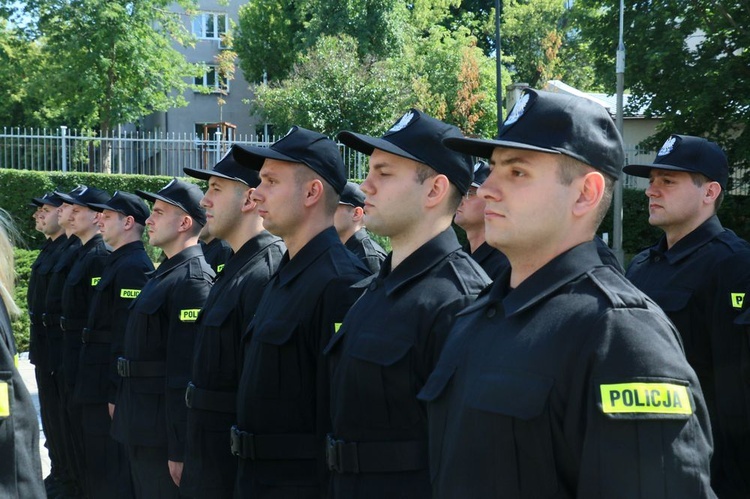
[369,281,378,291]
[653,256,661,262]
[486,307,496,318]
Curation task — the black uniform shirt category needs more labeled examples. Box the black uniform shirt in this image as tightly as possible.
[200,237,233,274]
[60,234,110,384]
[44,234,81,372]
[28,235,67,367]
[324,228,491,496]
[626,215,750,497]
[181,231,285,497]
[75,240,154,406]
[419,242,714,498]
[111,245,213,460]
[465,241,510,282]
[0,300,45,499]
[345,228,387,274]
[235,227,369,493]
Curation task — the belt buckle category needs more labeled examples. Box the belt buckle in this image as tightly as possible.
[326,434,341,472]
[42,313,49,327]
[230,426,255,459]
[117,357,130,377]
[60,316,67,331]
[81,328,90,343]
[185,383,195,408]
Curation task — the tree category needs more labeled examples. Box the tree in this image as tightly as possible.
[251,35,408,137]
[5,0,202,172]
[574,0,750,185]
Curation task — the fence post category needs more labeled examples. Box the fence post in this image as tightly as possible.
[60,125,68,172]
[214,129,222,166]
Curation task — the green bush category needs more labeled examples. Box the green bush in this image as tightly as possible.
[12,248,37,352]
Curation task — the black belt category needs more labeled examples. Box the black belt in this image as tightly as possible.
[42,313,61,328]
[230,426,318,461]
[185,382,235,413]
[81,328,113,344]
[326,434,427,474]
[60,316,87,332]
[116,357,166,378]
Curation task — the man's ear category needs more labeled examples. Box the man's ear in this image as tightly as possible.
[241,187,256,213]
[424,174,450,209]
[703,181,722,206]
[352,206,364,223]
[572,171,605,219]
[302,179,324,208]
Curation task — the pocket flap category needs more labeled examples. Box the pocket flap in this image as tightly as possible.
[200,303,234,328]
[650,289,692,313]
[467,370,553,420]
[348,332,412,367]
[253,319,298,346]
[417,365,456,402]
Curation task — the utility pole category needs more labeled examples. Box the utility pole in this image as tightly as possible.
[495,0,503,132]
[613,0,626,265]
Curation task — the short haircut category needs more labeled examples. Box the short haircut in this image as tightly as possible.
[689,172,724,211]
[414,163,463,213]
[294,165,340,215]
[557,155,615,230]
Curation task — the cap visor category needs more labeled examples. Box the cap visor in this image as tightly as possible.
[86,202,116,213]
[337,131,423,163]
[183,167,249,186]
[53,191,76,204]
[443,137,560,159]
[622,162,695,179]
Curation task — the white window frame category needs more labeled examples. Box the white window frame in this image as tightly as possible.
[192,12,228,41]
[194,65,229,94]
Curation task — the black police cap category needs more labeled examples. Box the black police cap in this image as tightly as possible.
[87,191,151,226]
[471,161,490,188]
[31,192,64,208]
[184,144,261,187]
[54,185,89,204]
[338,109,475,195]
[56,186,111,208]
[443,89,625,180]
[136,178,207,226]
[623,134,728,189]
[339,181,365,208]
[234,127,347,194]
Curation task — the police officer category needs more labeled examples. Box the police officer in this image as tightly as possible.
[198,224,233,274]
[323,110,492,498]
[75,191,153,499]
[181,146,285,498]
[59,186,112,490]
[231,127,369,498]
[454,160,510,280]
[0,209,46,499]
[111,179,214,498]
[44,185,87,497]
[26,192,68,496]
[333,181,387,274]
[623,135,750,498]
[417,89,715,497]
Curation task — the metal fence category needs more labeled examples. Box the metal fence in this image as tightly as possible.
[0,126,370,180]
[4,126,746,194]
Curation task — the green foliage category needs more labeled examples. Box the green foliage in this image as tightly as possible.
[11,248,36,351]
[251,35,409,137]
[573,0,750,187]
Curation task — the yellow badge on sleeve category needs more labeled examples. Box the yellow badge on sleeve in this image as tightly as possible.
[334,323,342,334]
[600,382,692,415]
[217,264,225,273]
[91,276,101,286]
[731,293,745,309]
[120,289,141,299]
[0,381,9,418]
[180,309,201,322]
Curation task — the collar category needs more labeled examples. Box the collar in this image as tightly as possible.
[462,241,602,318]
[651,215,724,265]
[80,233,104,251]
[471,241,497,262]
[376,227,461,296]
[150,244,204,278]
[222,231,281,275]
[345,228,368,248]
[110,240,146,259]
[276,227,341,287]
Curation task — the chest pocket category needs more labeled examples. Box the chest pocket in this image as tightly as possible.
[466,370,559,495]
[249,320,300,398]
[197,303,237,376]
[650,289,707,368]
[345,332,417,429]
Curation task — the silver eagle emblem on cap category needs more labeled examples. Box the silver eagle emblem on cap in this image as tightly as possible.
[658,136,677,156]
[388,111,416,133]
[503,93,530,126]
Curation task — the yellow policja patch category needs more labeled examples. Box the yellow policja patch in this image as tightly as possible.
[91,277,101,286]
[0,381,9,417]
[120,289,141,299]
[180,309,201,322]
[731,293,745,309]
[600,382,692,415]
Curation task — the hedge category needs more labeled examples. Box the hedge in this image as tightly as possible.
[3,168,750,349]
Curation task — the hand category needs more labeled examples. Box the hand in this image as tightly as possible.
[108,403,115,419]
[168,460,183,487]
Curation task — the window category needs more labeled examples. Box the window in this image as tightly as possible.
[194,66,229,93]
[192,12,228,40]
